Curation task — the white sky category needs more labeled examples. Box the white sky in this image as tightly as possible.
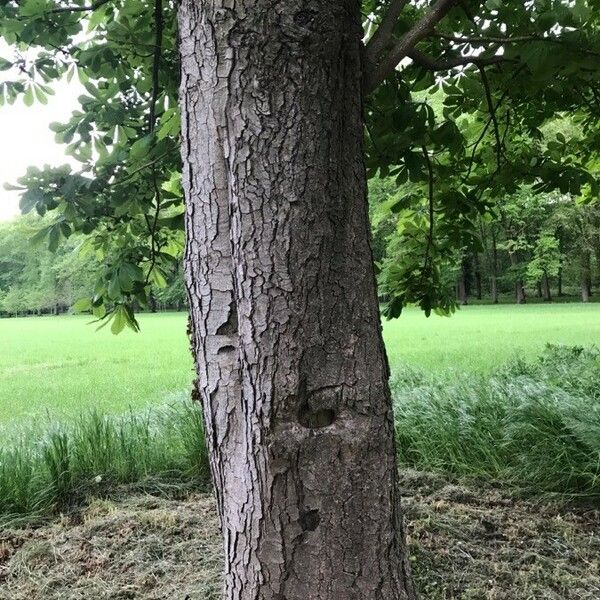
[0,43,80,223]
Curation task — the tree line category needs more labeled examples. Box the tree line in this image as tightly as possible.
[3,178,598,318]
[0,215,185,317]
[371,182,600,309]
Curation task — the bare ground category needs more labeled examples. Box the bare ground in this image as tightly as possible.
[0,471,598,599]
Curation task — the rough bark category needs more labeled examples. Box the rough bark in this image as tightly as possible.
[179,2,416,599]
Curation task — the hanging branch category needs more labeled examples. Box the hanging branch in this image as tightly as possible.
[144,0,164,286]
[420,145,435,286]
[478,65,502,172]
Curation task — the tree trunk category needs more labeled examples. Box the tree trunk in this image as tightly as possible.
[490,228,499,304]
[179,3,416,599]
[581,250,592,303]
[508,251,526,304]
[557,234,564,296]
[457,257,469,305]
[536,281,542,298]
[542,274,552,302]
[473,253,482,300]
[148,292,158,313]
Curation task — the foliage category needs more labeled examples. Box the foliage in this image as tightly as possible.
[0,215,98,315]
[526,231,561,287]
[0,0,598,324]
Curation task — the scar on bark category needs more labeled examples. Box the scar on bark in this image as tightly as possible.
[216,303,238,335]
[296,376,336,429]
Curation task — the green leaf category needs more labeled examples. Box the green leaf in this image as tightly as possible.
[111,306,127,334]
[23,87,34,107]
[73,298,92,313]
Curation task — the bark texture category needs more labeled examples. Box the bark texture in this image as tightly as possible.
[179,1,416,599]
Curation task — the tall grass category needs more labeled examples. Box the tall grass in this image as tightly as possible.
[393,345,600,497]
[0,399,210,526]
[1,345,598,527]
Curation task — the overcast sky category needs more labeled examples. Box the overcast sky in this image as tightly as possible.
[0,42,80,223]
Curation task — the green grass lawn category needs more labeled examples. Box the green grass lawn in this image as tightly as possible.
[1,303,600,425]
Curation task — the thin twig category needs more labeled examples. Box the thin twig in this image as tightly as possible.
[48,0,111,14]
[145,0,164,285]
[420,145,435,285]
[478,65,502,171]
[408,48,511,71]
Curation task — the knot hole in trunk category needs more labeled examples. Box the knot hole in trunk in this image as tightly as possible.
[298,406,335,429]
[300,509,320,531]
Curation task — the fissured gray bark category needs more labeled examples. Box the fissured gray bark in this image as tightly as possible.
[179,1,416,598]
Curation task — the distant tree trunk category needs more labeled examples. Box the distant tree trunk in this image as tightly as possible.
[179,2,416,598]
[536,281,542,298]
[473,253,482,300]
[490,229,499,304]
[542,274,552,302]
[581,250,592,302]
[508,251,526,304]
[457,256,469,305]
[557,268,563,296]
[148,292,157,313]
[557,234,564,296]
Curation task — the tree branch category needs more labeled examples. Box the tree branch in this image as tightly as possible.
[435,32,545,45]
[408,48,511,71]
[434,31,600,58]
[48,0,111,14]
[365,0,459,93]
[365,0,410,66]
[478,65,502,171]
[148,0,163,133]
